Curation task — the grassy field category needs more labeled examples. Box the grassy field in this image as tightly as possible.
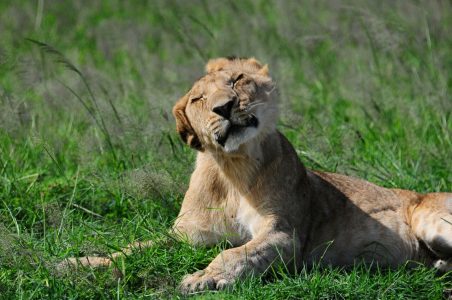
[0,0,451,298]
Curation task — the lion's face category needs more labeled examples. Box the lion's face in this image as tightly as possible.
[173,57,277,153]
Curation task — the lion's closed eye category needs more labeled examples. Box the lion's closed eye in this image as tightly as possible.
[232,74,244,88]
[190,95,204,103]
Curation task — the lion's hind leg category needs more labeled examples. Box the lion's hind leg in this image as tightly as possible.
[411,193,452,263]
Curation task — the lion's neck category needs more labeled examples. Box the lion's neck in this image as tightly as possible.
[199,131,281,195]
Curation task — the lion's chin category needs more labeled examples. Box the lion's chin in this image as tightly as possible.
[212,115,259,153]
[223,126,260,153]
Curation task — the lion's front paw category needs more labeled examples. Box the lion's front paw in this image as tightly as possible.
[179,269,234,294]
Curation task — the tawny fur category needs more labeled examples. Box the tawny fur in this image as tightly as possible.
[58,57,452,294]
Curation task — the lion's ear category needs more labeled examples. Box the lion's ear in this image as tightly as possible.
[172,94,203,151]
[246,58,269,76]
[258,64,269,76]
[206,57,270,76]
[205,58,231,73]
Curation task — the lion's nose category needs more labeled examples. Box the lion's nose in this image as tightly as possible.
[212,98,235,119]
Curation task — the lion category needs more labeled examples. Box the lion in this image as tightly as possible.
[59,57,452,294]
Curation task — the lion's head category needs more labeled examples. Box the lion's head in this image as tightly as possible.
[172,57,277,153]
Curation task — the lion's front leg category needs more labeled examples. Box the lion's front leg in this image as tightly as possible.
[180,231,300,294]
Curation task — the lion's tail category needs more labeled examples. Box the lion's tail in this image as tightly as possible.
[56,240,154,273]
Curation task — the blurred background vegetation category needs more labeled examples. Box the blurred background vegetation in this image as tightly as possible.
[0,0,450,298]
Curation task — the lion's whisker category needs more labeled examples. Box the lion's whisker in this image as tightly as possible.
[245,102,266,111]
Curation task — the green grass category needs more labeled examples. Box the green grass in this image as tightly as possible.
[0,0,451,298]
